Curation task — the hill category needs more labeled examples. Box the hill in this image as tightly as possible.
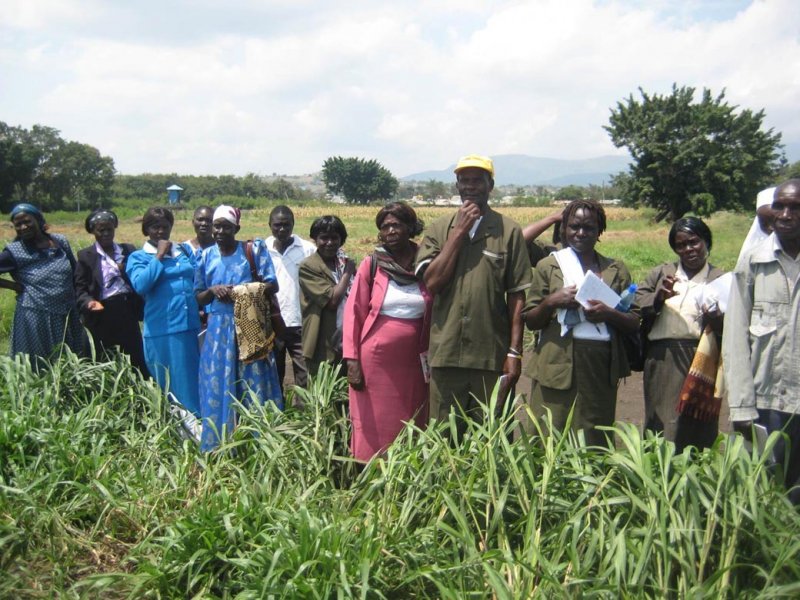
[403,154,630,186]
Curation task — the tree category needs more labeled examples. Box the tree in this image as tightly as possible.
[321,156,398,204]
[557,185,586,201]
[605,85,784,221]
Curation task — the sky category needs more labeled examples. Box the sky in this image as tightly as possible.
[2,0,798,178]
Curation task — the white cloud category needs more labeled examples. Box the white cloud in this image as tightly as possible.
[1,0,797,176]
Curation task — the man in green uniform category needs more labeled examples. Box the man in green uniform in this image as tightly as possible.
[416,155,531,432]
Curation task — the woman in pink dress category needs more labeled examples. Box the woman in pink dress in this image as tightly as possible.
[343,202,433,461]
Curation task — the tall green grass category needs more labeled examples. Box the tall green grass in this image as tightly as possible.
[1,354,798,597]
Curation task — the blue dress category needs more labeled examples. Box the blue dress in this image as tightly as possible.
[195,240,283,451]
[126,243,201,415]
[0,234,89,363]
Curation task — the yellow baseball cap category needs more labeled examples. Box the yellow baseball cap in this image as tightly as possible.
[454,154,494,178]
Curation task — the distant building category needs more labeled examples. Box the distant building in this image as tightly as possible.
[166,184,184,205]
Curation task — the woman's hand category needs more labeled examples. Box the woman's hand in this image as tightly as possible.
[584,299,615,323]
[210,285,234,303]
[545,285,579,310]
[347,359,364,390]
[87,300,104,311]
[155,240,172,260]
[655,275,678,306]
[0,280,24,294]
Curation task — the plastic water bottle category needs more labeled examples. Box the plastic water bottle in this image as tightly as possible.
[616,283,638,312]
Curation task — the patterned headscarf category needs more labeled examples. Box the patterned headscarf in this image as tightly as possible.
[10,203,46,229]
[213,205,241,225]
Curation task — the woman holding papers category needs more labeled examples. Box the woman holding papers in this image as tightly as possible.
[636,217,725,450]
[523,199,639,446]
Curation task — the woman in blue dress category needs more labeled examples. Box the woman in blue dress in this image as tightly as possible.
[0,203,88,365]
[126,206,201,415]
[195,205,283,451]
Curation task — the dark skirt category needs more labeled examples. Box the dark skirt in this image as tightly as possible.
[85,293,149,378]
[644,338,718,450]
[531,339,617,447]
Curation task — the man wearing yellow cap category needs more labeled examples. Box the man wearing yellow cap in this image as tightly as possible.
[416,155,531,433]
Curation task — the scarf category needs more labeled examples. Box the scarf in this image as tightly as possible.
[677,325,723,421]
[552,247,609,341]
[373,244,419,286]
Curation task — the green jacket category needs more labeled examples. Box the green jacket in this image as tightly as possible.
[523,252,633,390]
[299,252,340,363]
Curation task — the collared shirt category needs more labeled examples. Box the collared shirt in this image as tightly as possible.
[95,242,133,300]
[267,235,316,327]
[723,233,800,421]
[416,207,531,371]
[774,235,800,286]
[647,262,711,341]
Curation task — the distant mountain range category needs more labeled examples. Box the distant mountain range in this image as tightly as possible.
[402,154,630,186]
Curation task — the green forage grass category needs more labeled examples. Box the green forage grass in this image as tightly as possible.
[1,357,798,598]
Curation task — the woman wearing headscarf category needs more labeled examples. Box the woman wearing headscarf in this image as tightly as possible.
[636,217,725,450]
[194,205,283,451]
[0,203,89,364]
[736,186,775,266]
[299,215,355,377]
[74,209,148,377]
[126,206,201,415]
[343,202,433,461]
[523,199,639,446]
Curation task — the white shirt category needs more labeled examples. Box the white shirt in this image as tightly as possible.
[266,235,316,327]
[380,279,426,319]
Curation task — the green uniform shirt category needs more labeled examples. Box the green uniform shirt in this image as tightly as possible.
[416,208,531,371]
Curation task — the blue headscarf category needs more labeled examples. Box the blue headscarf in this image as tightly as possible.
[10,203,46,229]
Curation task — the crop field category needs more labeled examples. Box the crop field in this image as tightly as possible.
[3,204,798,598]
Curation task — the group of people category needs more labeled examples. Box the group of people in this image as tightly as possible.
[2,157,799,502]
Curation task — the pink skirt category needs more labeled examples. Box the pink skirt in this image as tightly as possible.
[349,314,428,461]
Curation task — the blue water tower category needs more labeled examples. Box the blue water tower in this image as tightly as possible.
[166,184,183,205]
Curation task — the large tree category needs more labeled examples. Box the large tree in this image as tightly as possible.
[321,156,398,204]
[605,85,783,221]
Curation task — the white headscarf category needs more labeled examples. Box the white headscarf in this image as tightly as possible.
[213,205,240,226]
[736,187,774,266]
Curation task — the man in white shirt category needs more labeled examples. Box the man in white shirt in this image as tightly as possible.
[266,205,316,390]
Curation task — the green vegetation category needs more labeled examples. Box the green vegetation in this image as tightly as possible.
[322,156,399,204]
[1,354,798,597]
[606,85,784,222]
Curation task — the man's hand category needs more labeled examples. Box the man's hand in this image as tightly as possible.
[453,200,481,237]
[87,300,104,311]
[347,360,364,390]
[502,355,521,386]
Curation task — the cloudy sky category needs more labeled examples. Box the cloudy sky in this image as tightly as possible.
[2,0,798,177]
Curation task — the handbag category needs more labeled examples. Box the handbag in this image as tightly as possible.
[244,240,287,340]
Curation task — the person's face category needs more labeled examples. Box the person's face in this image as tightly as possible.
[772,186,800,245]
[756,205,774,235]
[673,230,708,273]
[212,218,239,246]
[379,214,410,251]
[93,221,116,248]
[314,231,342,260]
[146,217,172,243]
[192,209,213,238]
[270,213,294,243]
[564,208,599,254]
[12,213,41,242]
[456,167,493,207]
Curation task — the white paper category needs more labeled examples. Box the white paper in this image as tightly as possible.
[575,271,622,310]
[698,272,733,314]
